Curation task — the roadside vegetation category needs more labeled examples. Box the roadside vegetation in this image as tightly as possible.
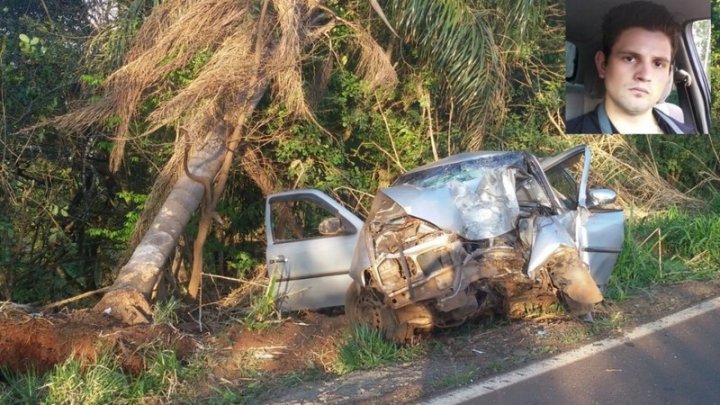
[1,349,195,405]
[609,201,720,300]
[1,0,719,403]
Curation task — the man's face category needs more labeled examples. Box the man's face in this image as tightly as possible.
[596,27,673,116]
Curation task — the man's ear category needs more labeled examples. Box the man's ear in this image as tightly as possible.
[595,51,607,79]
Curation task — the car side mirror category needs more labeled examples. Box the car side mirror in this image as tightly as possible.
[318,217,344,236]
[588,188,617,208]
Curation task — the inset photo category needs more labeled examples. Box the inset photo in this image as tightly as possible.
[565,0,711,134]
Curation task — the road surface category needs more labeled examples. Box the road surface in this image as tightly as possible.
[428,296,720,405]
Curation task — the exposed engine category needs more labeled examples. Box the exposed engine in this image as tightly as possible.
[354,197,564,342]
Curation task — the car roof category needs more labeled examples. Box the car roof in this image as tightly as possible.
[567,0,710,45]
[392,151,527,186]
[539,144,586,172]
[396,145,588,185]
[395,151,526,181]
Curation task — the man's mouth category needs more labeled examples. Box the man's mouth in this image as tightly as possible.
[628,87,649,95]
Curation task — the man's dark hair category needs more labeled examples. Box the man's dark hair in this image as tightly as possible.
[601,1,680,61]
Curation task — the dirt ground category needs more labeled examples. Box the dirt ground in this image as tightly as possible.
[1,279,719,403]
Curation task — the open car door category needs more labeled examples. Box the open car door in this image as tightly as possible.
[575,147,624,289]
[542,145,624,290]
[265,189,364,310]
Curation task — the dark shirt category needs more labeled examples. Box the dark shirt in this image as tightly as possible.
[566,104,695,134]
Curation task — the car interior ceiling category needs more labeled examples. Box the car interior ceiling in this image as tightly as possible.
[564,0,711,132]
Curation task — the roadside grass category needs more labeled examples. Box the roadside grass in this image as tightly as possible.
[521,302,567,319]
[0,347,191,404]
[607,203,720,300]
[243,273,280,331]
[433,368,477,390]
[555,326,591,345]
[589,311,625,334]
[335,324,426,374]
[208,370,316,404]
[0,368,43,404]
[44,352,127,405]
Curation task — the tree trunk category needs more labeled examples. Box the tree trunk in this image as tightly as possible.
[92,4,337,324]
[93,124,228,324]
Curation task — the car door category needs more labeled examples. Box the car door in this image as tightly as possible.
[265,189,364,311]
[542,146,624,290]
[574,147,624,290]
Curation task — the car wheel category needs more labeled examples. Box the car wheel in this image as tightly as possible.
[546,251,603,316]
[345,281,405,342]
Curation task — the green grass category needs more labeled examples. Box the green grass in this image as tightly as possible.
[44,353,127,405]
[152,296,181,326]
[335,324,426,374]
[0,348,189,404]
[0,368,44,404]
[554,312,624,345]
[606,205,720,300]
[556,327,591,345]
[588,311,625,334]
[207,370,315,404]
[433,369,476,390]
[244,273,279,331]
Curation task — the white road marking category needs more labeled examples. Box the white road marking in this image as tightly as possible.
[425,295,720,405]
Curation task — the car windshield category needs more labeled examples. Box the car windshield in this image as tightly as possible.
[394,152,526,189]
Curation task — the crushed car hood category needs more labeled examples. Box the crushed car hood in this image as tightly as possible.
[381,153,524,240]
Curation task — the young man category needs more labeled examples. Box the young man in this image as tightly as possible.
[566,1,695,134]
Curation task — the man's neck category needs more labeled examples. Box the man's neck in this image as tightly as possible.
[603,101,663,134]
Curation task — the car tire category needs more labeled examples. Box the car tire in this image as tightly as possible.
[547,251,603,315]
[345,281,405,342]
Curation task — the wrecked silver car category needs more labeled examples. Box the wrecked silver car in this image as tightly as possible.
[265,145,624,342]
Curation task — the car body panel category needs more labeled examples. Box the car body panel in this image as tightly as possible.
[380,166,519,241]
[526,215,577,276]
[575,147,624,289]
[577,208,625,289]
[265,189,363,310]
[378,186,463,235]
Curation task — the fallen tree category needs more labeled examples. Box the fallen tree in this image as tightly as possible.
[50,0,397,323]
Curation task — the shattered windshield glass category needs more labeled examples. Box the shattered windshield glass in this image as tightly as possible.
[394,152,525,189]
[448,167,520,239]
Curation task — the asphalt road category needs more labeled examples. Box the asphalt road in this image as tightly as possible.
[429,297,720,405]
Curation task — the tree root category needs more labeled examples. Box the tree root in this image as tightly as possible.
[93,288,152,325]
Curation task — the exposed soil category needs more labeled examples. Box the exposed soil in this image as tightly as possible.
[1,279,719,403]
[0,307,195,375]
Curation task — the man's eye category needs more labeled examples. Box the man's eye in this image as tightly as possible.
[654,61,668,69]
[622,56,636,63]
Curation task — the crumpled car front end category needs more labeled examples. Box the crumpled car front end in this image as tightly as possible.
[347,151,607,342]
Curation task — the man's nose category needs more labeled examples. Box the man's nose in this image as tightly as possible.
[634,61,652,81]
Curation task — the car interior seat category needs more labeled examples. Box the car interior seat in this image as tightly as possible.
[655,69,692,124]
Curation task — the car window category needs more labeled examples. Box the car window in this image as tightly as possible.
[515,175,553,209]
[270,199,345,242]
[691,19,711,78]
[544,153,584,210]
[565,41,577,81]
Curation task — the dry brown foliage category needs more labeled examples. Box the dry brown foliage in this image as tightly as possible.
[51,0,397,174]
[54,0,249,172]
[583,136,702,211]
[48,0,403,262]
[351,22,398,92]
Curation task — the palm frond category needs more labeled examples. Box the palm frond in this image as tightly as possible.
[376,0,555,147]
[386,0,506,146]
